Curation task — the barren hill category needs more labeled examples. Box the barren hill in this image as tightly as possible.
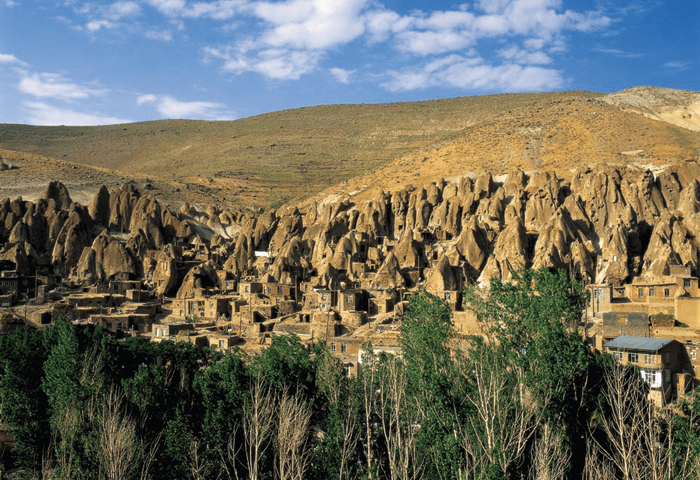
[1,87,698,211]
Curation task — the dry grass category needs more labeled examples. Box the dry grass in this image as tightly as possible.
[0,91,599,209]
[1,88,699,210]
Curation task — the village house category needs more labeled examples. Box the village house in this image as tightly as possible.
[604,335,689,405]
[589,266,700,326]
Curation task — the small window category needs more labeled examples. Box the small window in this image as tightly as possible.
[644,354,655,364]
[278,286,284,294]
[341,343,347,353]
[685,279,692,288]
[245,286,249,293]
[613,255,618,262]
[613,351,623,361]
[342,364,350,377]
[691,348,697,360]
[267,286,272,294]
[649,288,655,297]
[629,353,639,363]
[445,292,451,301]
[331,342,336,353]
[665,369,671,382]
[219,340,225,349]
[346,294,353,303]
[665,288,670,297]
[638,289,644,298]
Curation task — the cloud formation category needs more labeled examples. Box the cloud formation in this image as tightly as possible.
[137,93,233,119]
[18,72,106,101]
[381,55,564,92]
[23,101,131,126]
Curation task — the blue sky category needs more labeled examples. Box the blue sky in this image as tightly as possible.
[0,0,697,125]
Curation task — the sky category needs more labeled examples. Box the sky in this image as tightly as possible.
[0,0,698,126]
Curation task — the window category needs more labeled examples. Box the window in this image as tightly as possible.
[613,351,623,361]
[219,340,225,349]
[644,354,655,364]
[691,348,697,360]
[278,286,284,294]
[209,301,213,308]
[665,369,671,382]
[347,294,353,303]
[445,292,451,301]
[245,286,249,293]
[342,364,350,377]
[331,342,336,352]
[613,255,618,262]
[685,279,692,288]
[628,353,639,363]
[267,286,272,294]
[638,289,644,298]
[649,288,655,297]
[341,343,347,353]
[665,288,670,297]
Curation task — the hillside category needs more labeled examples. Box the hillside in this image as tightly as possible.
[0,91,600,209]
[1,87,699,211]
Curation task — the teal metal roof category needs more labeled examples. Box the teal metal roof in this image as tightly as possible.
[604,335,674,352]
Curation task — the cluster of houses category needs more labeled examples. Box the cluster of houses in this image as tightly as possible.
[4,233,700,405]
[589,263,700,405]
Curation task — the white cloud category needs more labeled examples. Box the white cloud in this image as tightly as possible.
[106,1,141,20]
[145,0,243,19]
[595,47,644,58]
[145,0,187,16]
[381,55,564,92]
[0,53,26,65]
[136,94,158,105]
[136,93,232,119]
[664,61,690,70]
[205,46,321,80]
[23,101,131,126]
[254,0,368,50]
[87,20,114,32]
[499,45,552,64]
[329,67,355,84]
[395,30,475,56]
[145,29,174,41]
[5,0,18,6]
[18,72,106,101]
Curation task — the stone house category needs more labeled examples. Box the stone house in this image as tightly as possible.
[152,322,194,340]
[603,335,687,405]
[589,272,700,327]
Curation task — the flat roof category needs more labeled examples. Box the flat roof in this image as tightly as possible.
[604,335,675,352]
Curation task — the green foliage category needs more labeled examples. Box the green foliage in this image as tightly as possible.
[0,325,50,470]
[253,334,315,392]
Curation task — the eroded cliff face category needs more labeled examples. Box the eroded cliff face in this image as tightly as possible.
[6,160,700,292]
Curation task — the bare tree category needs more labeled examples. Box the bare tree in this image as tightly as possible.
[376,355,423,480]
[316,350,359,480]
[243,376,275,480]
[587,361,674,480]
[97,387,138,480]
[454,348,541,480]
[275,387,312,480]
[528,423,570,480]
[360,344,378,479]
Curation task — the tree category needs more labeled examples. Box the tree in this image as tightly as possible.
[400,290,461,480]
[0,325,50,471]
[463,268,597,475]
